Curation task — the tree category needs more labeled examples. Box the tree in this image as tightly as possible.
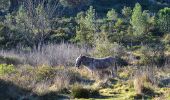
[75,6,97,47]
[122,6,132,21]
[4,0,61,48]
[107,9,118,21]
[130,3,148,36]
[0,0,10,15]
[157,7,170,33]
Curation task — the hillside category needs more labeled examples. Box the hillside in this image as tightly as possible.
[0,0,170,99]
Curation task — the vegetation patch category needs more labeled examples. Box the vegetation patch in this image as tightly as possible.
[71,84,99,99]
[0,64,16,75]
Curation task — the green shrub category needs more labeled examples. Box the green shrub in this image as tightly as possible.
[137,46,165,66]
[0,64,16,75]
[71,84,99,98]
[71,85,90,98]
[93,41,125,58]
[35,65,55,81]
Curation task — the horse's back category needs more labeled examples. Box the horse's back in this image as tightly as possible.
[92,56,115,69]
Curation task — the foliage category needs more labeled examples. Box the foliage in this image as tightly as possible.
[71,85,90,98]
[4,0,63,48]
[107,9,118,21]
[0,64,16,75]
[163,34,170,44]
[136,45,165,66]
[122,6,132,19]
[71,84,99,98]
[157,7,170,33]
[0,0,10,12]
[35,65,56,81]
[75,6,97,46]
[130,3,149,35]
[93,39,125,58]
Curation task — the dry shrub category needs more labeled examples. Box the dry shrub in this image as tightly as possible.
[33,81,52,96]
[0,43,89,66]
[2,65,82,95]
[49,69,80,92]
[35,65,56,81]
[133,71,154,95]
[73,67,91,79]
[134,76,144,95]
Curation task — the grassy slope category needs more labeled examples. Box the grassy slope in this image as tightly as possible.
[0,64,169,99]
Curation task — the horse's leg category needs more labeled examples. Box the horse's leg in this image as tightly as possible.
[111,67,114,77]
[114,64,118,77]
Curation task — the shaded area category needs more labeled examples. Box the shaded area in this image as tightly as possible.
[159,78,170,87]
[0,79,69,100]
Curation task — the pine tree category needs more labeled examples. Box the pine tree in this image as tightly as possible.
[158,7,170,33]
[75,6,96,46]
[107,9,118,21]
[130,3,148,35]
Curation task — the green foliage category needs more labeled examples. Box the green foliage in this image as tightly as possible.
[0,0,10,12]
[0,64,16,75]
[137,45,165,66]
[71,84,99,98]
[131,3,148,35]
[122,6,132,17]
[93,40,115,58]
[75,6,96,46]
[4,2,60,48]
[163,34,170,44]
[71,85,90,98]
[157,7,170,33]
[107,9,118,21]
[35,65,55,81]
[122,6,132,21]
[93,39,125,58]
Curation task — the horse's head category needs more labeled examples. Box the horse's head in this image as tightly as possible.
[75,54,85,68]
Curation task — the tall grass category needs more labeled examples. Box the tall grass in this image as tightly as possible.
[0,43,89,66]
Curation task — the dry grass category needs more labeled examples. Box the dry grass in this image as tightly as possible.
[133,76,144,95]
[133,71,157,97]
[0,43,89,66]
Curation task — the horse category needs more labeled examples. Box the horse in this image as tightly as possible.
[75,54,118,77]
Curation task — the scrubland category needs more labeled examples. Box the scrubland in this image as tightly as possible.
[0,43,169,100]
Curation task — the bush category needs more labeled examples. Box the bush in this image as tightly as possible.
[93,41,126,58]
[71,85,90,98]
[163,34,170,45]
[0,64,16,75]
[136,45,165,67]
[133,71,157,98]
[71,84,99,98]
[35,65,55,81]
[134,76,144,95]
